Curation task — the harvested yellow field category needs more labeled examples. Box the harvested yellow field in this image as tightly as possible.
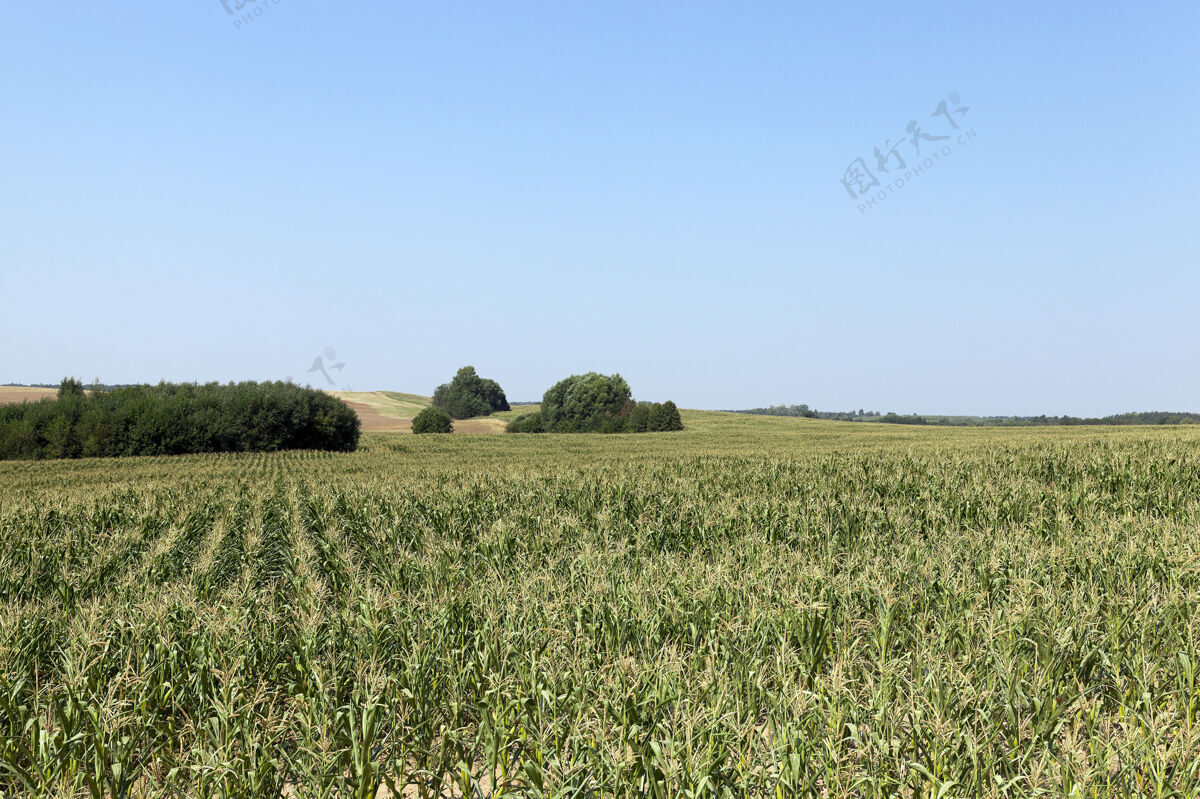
[328,390,509,434]
[0,386,58,405]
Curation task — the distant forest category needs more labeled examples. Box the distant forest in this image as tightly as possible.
[3,382,135,391]
[733,404,1200,426]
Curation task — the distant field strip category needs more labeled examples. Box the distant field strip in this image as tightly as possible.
[0,387,59,405]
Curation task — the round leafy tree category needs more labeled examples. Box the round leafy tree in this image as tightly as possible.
[431,366,510,420]
[411,406,453,434]
[540,372,632,432]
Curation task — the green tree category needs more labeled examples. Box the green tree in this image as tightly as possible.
[431,366,509,419]
[43,415,77,458]
[58,377,85,399]
[647,402,670,431]
[480,379,510,413]
[659,401,683,431]
[412,406,454,434]
[540,373,632,432]
[627,403,651,433]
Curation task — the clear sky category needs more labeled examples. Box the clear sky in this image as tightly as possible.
[2,2,1197,415]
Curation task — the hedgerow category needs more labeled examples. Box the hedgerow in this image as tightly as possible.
[0,379,360,459]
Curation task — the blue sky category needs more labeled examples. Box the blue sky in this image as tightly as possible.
[2,2,1197,415]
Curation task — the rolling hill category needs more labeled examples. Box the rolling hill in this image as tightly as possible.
[326,390,511,433]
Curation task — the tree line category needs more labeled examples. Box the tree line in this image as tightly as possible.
[733,404,1200,426]
[2,381,134,391]
[0,378,360,460]
[922,412,1200,427]
[733,404,882,421]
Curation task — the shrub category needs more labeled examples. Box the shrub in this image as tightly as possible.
[412,407,454,434]
[432,366,510,419]
[506,412,545,433]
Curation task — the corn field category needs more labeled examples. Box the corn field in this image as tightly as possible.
[1,413,1199,797]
